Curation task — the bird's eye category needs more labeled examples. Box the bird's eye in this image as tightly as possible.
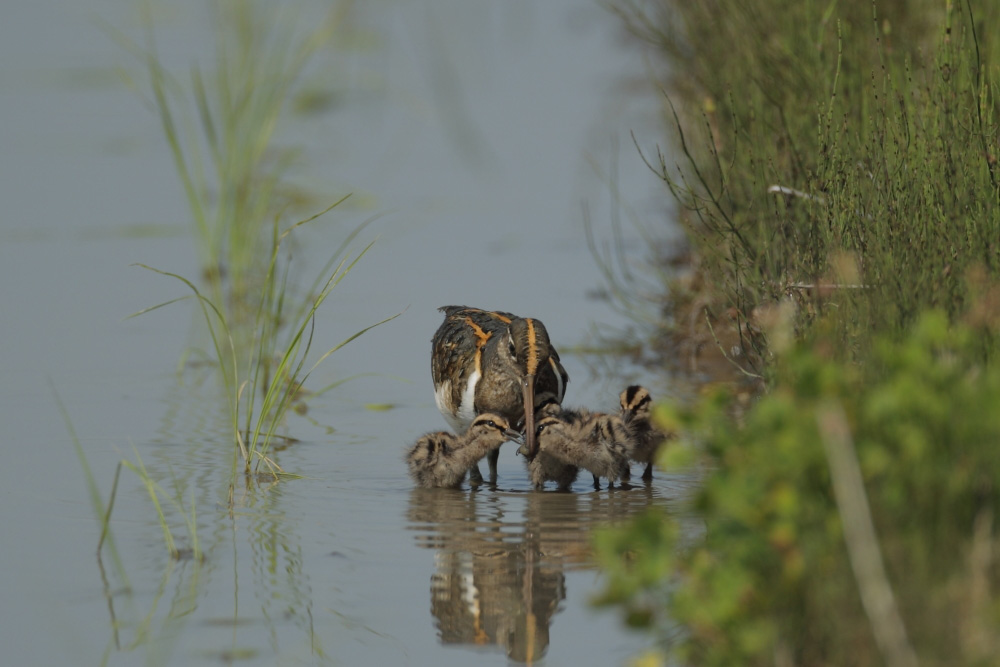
[486,420,497,429]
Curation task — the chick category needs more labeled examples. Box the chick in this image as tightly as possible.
[407,413,522,488]
[536,397,633,487]
[618,385,671,480]
[519,437,579,491]
[520,411,632,490]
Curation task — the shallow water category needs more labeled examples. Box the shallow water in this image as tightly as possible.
[0,1,690,664]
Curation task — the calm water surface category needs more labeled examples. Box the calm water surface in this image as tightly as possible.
[0,1,691,664]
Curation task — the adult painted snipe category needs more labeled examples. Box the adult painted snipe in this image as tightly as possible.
[431,305,569,481]
[405,414,523,488]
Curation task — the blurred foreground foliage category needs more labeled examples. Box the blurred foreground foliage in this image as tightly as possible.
[597,310,1000,665]
[598,0,1000,663]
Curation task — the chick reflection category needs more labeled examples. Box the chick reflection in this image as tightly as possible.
[406,485,656,663]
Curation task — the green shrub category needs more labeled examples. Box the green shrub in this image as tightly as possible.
[596,310,1000,665]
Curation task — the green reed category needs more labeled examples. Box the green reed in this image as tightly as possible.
[122,0,396,475]
[129,205,398,476]
[64,379,200,561]
[127,0,342,292]
[121,447,201,561]
[54,384,128,579]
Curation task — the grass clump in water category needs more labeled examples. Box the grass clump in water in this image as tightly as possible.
[121,1,397,475]
[129,205,397,476]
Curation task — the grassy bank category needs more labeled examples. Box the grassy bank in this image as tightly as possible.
[597,1,1000,664]
[618,0,1000,373]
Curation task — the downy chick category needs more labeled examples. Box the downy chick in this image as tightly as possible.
[521,412,632,490]
[407,414,522,488]
[518,437,579,491]
[533,397,631,488]
[515,395,580,490]
[619,385,671,481]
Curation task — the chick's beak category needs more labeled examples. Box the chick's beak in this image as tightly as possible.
[504,428,524,444]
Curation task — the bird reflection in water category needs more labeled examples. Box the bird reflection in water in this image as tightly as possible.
[406,484,661,663]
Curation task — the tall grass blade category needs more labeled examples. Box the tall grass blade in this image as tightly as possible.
[97,462,122,557]
[52,382,129,584]
[308,310,405,374]
[122,447,178,559]
[130,263,240,432]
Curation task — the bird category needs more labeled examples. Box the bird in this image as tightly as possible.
[514,394,579,491]
[519,411,633,490]
[518,431,579,491]
[533,398,632,487]
[431,305,569,482]
[619,385,670,481]
[405,413,523,488]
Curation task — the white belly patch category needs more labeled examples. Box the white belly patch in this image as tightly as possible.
[434,373,479,433]
[455,369,479,429]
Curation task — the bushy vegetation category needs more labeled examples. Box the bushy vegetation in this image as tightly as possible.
[597,1,1000,663]
[617,0,1000,370]
[598,311,1000,664]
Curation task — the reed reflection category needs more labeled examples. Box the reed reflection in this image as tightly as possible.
[406,484,662,663]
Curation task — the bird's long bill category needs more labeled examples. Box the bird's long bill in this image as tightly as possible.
[522,374,536,457]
